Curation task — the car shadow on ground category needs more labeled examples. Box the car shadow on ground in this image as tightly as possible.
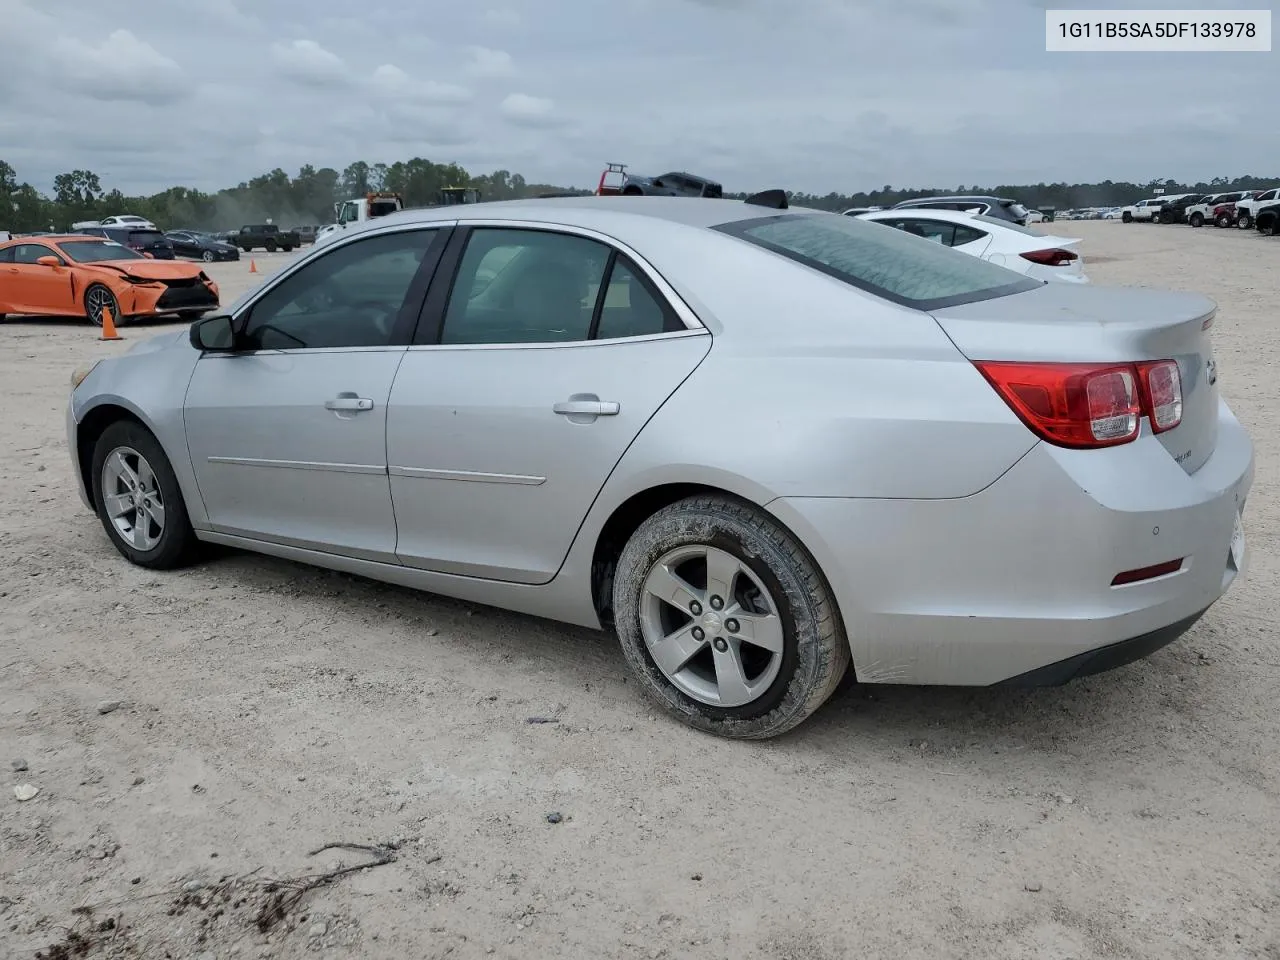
[198,541,1211,762]
[1,315,193,330]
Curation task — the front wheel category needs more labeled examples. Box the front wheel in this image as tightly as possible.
[1237,213,1253,229]
[1122,211,1133,223]
[265,240,278,252]
[201,250,215,262]
[1189,212,1204,228]
[1216,213,1233,228]
[281,245,293,252]
[90,420,198,569]
[612,494,850,739]
[84,284,120,327]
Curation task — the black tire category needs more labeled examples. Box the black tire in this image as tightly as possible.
[1216,214,1233,228]
[281,245,293,252]
[90,420,198,570]
[1189,212,1204,228]
[612,494,850,739]
[241,244,253,253]
[265,239,278,252]
[177,310,208,321]
[83,283,120,327]
[1122,211,1132,223]
[1237,213,1252,230]
[201,250,215,262]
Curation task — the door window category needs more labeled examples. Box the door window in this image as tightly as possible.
[894,219,956,245]
[241,228,438,350]
[13,244,59,264]
[439,229,683,345]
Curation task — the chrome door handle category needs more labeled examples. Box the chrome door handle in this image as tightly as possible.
[553,399,620,417]
[325,397,373,411]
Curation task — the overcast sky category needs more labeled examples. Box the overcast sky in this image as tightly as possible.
[0,0,1274,197]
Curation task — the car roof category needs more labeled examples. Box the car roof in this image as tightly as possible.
[860,208,998,226]
[334,195,817,238]
[0,234,99,248]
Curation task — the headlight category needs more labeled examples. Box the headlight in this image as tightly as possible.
[71,360,101,390]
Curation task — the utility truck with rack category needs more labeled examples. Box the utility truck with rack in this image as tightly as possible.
[314,188,481,246]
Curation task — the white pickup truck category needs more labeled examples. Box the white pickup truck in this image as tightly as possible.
[1184,191,1251,228]
[1233,188,1279,229]
[1120,198,1164,223]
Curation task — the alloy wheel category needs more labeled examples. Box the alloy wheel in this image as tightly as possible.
[100,446,165,552]
[639,545,785,708]
[85,287,118,326]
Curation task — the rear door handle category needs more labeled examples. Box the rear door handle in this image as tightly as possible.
[325,397,374,411]
[553,398,620,417]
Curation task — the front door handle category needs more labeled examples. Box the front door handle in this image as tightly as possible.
[325,397,374,411]
[553,398,620,417]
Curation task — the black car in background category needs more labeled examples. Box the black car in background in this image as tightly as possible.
[74,225,175,259]
[165,230,240,262]
[891,195,1031,226]
[1156,194,1209,224]
[619,171,724,198]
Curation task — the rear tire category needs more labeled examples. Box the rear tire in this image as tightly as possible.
[612,494,850,739]
[1216,213,1232,228]
[90,420,198,570]
[282,245,293,252]
[1189,212,1204,228]
[201,250,215,262]
[1122,211,1132,223]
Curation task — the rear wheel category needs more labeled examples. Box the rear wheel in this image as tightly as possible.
[612,494,850,739]
[281,245,293,252]
[1122,211,1132,223]
[265,239,278,252]
[1189,212,1204,228]
[90,420,198,569]
[201,250,215,262]
[84,284,120,327]
[1216,213,1233,228]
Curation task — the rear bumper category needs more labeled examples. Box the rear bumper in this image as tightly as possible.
[768,398,1254,686]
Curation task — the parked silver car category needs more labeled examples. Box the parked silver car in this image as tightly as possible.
[66,196,1253,738]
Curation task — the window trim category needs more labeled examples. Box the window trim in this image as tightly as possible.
[209,225,450,356]
[12,242,63,265]
[712,213,1039,311]
[409,219,705,348]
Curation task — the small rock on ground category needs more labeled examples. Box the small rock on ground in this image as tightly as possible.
[11,759,28,772]
[96,700,122,715]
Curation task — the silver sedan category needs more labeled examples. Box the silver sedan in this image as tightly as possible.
[67,195,1254,738]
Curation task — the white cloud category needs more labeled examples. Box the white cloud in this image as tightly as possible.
[370,64,472,103]
[50,29,185,104]
[500,93,558,127]
[465,46,516,78]
[270,39,347,87]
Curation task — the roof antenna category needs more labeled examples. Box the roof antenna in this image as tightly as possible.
[745,189,788,209]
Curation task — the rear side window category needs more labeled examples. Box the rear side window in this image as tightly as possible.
[716,213,1038,310]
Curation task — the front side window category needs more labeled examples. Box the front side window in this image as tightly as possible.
[439,228,683,345]
[240,228,438,350]
[717,213,1038,310]
[13,243,58,264]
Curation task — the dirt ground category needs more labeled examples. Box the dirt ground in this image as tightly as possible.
[2,224,1277,960]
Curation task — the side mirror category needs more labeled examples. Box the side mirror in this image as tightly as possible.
[189,313,236,351]
[36,256,61,268]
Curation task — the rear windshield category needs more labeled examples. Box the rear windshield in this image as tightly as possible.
[60,240,144,263]
[128,230,165,244]
[999,199,1030,219]
[715,213,1039,310]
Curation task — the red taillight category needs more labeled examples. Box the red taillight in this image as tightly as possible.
[1137,360,1182,433]
[1020,247,1078,266]
[977,360,1184,447]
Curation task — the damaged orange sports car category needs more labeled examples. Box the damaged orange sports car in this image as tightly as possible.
[0,235,220,326]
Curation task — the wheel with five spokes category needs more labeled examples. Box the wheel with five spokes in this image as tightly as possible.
[84,284,120,327]
[90,420,198,569]
[613,494,850,739]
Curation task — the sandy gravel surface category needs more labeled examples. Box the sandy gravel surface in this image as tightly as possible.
[1,224,1277,959]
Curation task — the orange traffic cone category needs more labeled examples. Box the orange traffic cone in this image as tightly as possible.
[249,259,258,273]
[98,306,122,341]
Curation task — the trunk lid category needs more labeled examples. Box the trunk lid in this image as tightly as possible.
[931,283,1219,474]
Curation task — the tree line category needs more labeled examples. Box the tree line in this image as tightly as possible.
[2,157,1277,234]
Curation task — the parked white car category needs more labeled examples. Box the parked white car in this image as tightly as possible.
[1234,188,1279,229]
[101,214,157,230]
[857,208,1088,284]
[1025,210,1044,223]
